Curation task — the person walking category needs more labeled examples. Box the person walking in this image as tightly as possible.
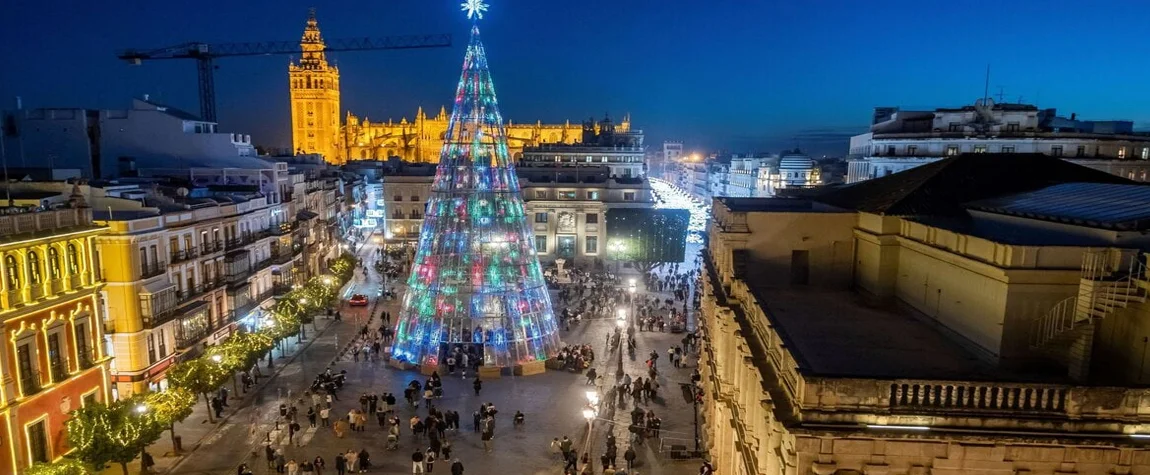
[425,447,437,472]
[624,446,636,471]
[563,451,578,472]
[472,378,482,396]
[308,407,318,428]
[321,407,331,427]
[411,449,426,473]
[450,459,464,475]
[335,452,346,475]
[265,445,276,469]
[313,456,326,475]
[287,459,300,475]
[559,436,573,460]
[275,449,286,474]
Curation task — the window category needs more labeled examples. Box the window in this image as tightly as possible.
[886,146,895,155]
[558,191,577,200]
[47,248,61,280]
[535,236,547,253]
[585,236,598,254]
[47,333,65,382]
[1119,147,1128,159]
[1006,122,1020,132]
[67,244,79,274]
[27,251,42,285]
[1001,146,1015,153]
[535,190,548,199]
[973,145,987,154]
[158,329,167,357]
[410,195,419,201]
[5,255,19,290]
[1143,148,1149,160]
[586,191,600,200]
[76,322,91,368]
[83,392,97,407]
[534,212,548,223]
[948,123,961,132]
[139,248,148,275]
[585,213,599,224]
[623,192,636,201]
[1077,145,1087,157]
[906,145,917,155]
[945,146,959,156]
[27,419,48,464]
[147,334,156,365]
[18,343,37,395]
[1051,146,1063,157]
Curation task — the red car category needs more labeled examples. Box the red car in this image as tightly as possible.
[348,294,368,306]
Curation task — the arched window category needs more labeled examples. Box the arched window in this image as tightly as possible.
[47,248,61,280]
[27,251,42,285]
[66,244,79,274]
[4,255,19,290]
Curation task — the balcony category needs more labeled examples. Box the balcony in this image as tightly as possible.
[0,208,92,235]
[49,278,64,294]
[271,250,293,265]
[272,284,293,296]
[77,348,97,371]
[19,371,41,396]
[199,241,224,256]
[170,248,199,264]
[70,273,83,289]
[49,360,67,383]
[271,222,295,236]
[140,262,167,279]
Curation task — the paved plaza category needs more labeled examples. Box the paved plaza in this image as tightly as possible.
[117,241,703,475]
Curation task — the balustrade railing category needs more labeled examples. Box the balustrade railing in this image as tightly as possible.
[889,381,1067,413]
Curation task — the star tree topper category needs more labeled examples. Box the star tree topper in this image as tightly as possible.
[462,0,489,20]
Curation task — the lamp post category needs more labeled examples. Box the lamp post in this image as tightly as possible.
[583,390,600,467]
[627,280,637,331]
[609,239,624,275]
[615,308,627,377]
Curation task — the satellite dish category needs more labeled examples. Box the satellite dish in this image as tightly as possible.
[176,187,189,197]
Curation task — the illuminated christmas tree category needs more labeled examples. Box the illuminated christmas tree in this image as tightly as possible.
[390,0,561,368]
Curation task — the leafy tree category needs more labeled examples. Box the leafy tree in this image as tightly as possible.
[144,388,196,450]
[65,398,163,475]
[25,458,92,475]
[606,208,690,274]
[167,359,230,423]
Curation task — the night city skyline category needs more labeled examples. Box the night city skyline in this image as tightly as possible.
[4,0,1150,155]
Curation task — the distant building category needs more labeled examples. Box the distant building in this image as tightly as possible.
[847,99,1150,183]
[380,161,437,243]
[1,97,255,179]
[702,153,1150,475]
[518,116,645,179]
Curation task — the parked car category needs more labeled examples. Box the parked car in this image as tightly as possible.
[348,294,368,306]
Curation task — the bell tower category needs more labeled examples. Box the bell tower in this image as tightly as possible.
[289,8,342,163]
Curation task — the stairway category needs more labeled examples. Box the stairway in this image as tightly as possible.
[1030,249,1148,381]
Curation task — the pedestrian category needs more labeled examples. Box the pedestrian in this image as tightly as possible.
[358,448,371,472]
[335,453,346,475]
[481,428,493,453]
[314,456,326,475]
[425,447,437,472]
[472,410,481,432]
[308,407,318,428]
[550,437,561,458]
[346,450,358,474]
[624,446,636,471]
[472,378,482,395]
[585,367,597,385]
[275,449,286,474]
[287,459,300,475]
[412,449,425,473]
[450,458,464,475]
[560,436,573,460]
[265,445,276,469]
[301,460,314,475]
[289,420,301,445]
[238,463,254,475]
[563,451,578,472]
[321,407,331,427]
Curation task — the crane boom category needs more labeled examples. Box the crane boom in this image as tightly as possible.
[117,34,452,122]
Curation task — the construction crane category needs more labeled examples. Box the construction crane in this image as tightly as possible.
[117,33,452,123]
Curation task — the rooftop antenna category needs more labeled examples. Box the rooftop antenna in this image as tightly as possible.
[982,64,990,104]
[995,87,1006,103]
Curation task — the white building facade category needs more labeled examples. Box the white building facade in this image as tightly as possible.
[847,100,1150,183]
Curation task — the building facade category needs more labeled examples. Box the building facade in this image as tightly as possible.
[519,116,645,178]
[1,99,256,179]
[699,155,1150,475]
[287,11,596,164]
[847,100,1150,184]
[0,206,111,472]
[381,164,436,243]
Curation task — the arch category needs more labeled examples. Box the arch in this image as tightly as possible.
[4,254,20,291]
[27,250,42,286]
[47,247,61,280]
[360,150,368,159]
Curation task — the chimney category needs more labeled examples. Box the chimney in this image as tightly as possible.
[14,96,22,110]
[1070,112,1077,121]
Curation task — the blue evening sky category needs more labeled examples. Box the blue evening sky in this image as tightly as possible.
[2,0,1149,156]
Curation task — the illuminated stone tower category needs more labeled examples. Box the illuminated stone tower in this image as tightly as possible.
[289,8,342,163]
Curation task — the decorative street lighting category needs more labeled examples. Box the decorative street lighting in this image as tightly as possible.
[322,276,333,286]
[135,404,148,414]
[609,239,625,274]
[210,354,223,363]
[616,308,627,377]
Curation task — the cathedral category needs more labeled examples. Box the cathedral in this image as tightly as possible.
[289,10,623,164]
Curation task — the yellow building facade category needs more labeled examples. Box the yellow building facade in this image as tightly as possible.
[289,10,603,165]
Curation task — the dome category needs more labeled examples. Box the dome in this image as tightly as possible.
[778,151,815,171]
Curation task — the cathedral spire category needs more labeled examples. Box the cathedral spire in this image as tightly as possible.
[299,7,328,70]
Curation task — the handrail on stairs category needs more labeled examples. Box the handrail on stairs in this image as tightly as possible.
[1031,251,1148,349]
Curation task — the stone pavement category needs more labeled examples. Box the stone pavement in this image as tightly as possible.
[129,246,703,474]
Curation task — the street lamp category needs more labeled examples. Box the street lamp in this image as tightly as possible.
[135,404,148,414]
[616,308,627,377]
[210,354,223,364]
[322,276,333,286]
[585,390,600,406]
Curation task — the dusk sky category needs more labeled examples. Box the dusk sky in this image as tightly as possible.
[4,0,1150,156]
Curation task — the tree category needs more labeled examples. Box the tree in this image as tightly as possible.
[144,388,196,450]
[606,208,690,274]
[65,399,163,475]
[25,458,92,475]
[167,359,230,423]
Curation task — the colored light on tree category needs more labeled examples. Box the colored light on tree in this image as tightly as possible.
[390,3,561,368]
